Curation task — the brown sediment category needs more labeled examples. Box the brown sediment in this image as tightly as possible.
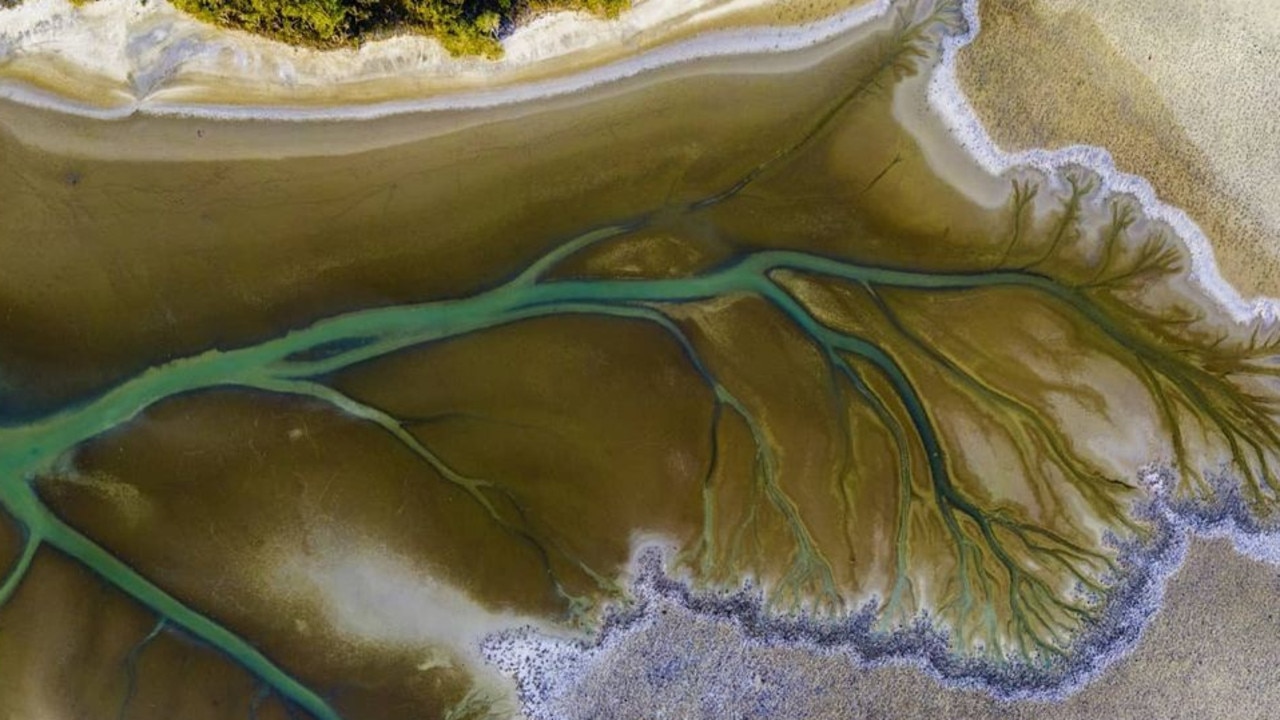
[39,390,562,617]
[773,274,1153,632]
[0,1,876,115]
[0,547,312,720]
[331,313,713,602]
[0,21,893,417]
[0,508,20,575]
[36,389,543,718]
[705,73,1010,273]
[32,314,716,711]
[5,3,1280,713]
[15,9,1225,640]
[956,0,1280,298]
[673,294,869,600]
[873,286,1165,479]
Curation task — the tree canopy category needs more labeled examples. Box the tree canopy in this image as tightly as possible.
[168,0,629,55]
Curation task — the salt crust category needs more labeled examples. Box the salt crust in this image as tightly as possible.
[1,0,1270,318]
[4,0,1279,708]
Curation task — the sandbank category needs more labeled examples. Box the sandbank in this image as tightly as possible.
[0,0,871,119]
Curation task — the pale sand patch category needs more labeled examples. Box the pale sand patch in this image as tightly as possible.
[0,0,872,114]
[1037,0,1280,247]
[0,5,1274,707]
[955,0,1280,298]
[262,523,569,712]
[898,0,1279,327]
[0,0,898,167]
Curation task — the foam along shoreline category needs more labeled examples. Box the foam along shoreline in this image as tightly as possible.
[0,0,887,162]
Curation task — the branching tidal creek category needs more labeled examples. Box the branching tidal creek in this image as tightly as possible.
[0,2,1278,718]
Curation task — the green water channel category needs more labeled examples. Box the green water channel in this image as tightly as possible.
[0,201,1172,717]
[0,2,1244,711]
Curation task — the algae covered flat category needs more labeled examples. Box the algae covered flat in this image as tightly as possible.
[0,0,1278,718]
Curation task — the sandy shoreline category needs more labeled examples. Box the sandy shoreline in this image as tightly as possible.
[926,2,1277,326]
[2,0,1280,713]
[3,0,1274,325]
[0,0,871,118]
[490,536,1280,719]
[954,0,1280,303]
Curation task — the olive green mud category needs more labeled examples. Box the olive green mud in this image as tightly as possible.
[1,2,1278,716]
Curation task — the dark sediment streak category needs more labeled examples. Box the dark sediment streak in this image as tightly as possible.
[483,479,1280,715]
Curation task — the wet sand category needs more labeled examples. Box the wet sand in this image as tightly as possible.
[0,0,1277,718]
[0,0,874,117]
[0,548,303,720]
[0,17,902,418]
[5,538,1276,719]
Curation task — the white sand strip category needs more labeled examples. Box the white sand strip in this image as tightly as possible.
[925,0,1279,325]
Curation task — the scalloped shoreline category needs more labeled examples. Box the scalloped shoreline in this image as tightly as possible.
[483,481,1280,713]
[2,0,1273,327]
[3,0,1279,711]
[927,2,1278,327]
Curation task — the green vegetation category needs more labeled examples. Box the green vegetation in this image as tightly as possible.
[30,0,630,56]
[166,0,629,56]
[6,1,1280,716]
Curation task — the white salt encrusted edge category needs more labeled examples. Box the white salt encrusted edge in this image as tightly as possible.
[932,0,1280,326]
[0,0,887,119]
[3,0,1270,326]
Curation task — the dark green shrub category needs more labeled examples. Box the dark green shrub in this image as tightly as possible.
[167,0,630,55]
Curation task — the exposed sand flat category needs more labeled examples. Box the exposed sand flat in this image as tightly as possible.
[0,0,871,116]
[503,539,1280,720]
[2,1,1280,716]
[11,0,1270,331]
[2,2,1273,296]
[956,0,1280,298]
[0,0,891,164]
